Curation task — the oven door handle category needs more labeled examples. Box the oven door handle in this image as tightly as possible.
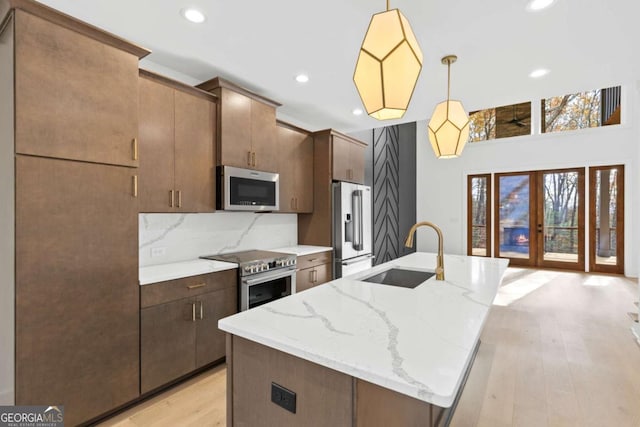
[244,267,296,286]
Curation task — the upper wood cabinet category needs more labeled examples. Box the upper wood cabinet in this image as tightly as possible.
[14,10,145,167]
[15,156,139,426]
[197,77,280,173]
[332,133,366,184]
[298,130,368,247]
[138,71,216,213]
[276,122,313,213]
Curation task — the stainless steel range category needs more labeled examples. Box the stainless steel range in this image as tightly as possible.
[201,250,297,311]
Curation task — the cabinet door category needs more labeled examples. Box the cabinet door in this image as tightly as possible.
[14,11,138,167]
[332,135,351,181]
[296,267,315,293]
[251,100,278,172]
[349,142,366,185]
[195,287,237,368]
[314,262,332,285]
[15,156,139,426]
[138,77,175,212]
[141,299,197,394]
[276,126,298,213]
[219,89,252,168]
[295,133,314,212]
[175,91,216,213]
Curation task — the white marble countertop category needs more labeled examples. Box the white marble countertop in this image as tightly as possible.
[218,252,508,408]
[273,245,333,257]
[139,259,237,285]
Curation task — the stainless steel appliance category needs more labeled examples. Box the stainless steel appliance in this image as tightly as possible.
[333,182,374,277]
[217,165,279,211]
[201,250,296,311]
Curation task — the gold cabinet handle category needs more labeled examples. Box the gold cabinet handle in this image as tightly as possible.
[132,175,138,197]
[313,269,318,283]
[169,190,175,207]
[291,197,295,210]
[192,302,196,322]
[132,138,138,161]
[199,300,204,320]
[252,152,256,167]
[309,270,314,283]
[187,283,206,290]
[295,197,298,210]
[247,151,252,166]
[176,190,182,208]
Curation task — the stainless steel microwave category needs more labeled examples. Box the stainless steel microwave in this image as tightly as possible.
[217,165,279,211]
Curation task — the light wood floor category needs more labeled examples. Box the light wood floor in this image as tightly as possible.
[98,268,640,427]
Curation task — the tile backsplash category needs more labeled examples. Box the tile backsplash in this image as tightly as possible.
[139,212,298,267]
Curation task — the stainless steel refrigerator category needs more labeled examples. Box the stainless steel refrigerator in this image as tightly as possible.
[333,182,374,278]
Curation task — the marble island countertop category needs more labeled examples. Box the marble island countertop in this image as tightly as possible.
[218,252,509,408]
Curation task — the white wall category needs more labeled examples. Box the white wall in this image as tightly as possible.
[416,86,638,277]
[139,212,298,267]
[0,17,14,404]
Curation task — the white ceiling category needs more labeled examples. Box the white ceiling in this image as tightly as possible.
[36,0,640,133]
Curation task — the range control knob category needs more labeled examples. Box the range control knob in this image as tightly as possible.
[244,266,251,273]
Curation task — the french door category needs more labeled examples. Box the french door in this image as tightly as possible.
[589,165,624,274]
[494,168,585,270]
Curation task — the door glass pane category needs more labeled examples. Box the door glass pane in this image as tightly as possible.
[499,175,530,259]
[595,168,618,266]
[470,176,488,255]
[542,171,579,262]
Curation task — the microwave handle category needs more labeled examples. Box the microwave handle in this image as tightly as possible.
[244,267,296,285]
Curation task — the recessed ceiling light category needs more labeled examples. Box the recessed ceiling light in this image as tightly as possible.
[181,8,206,23]
[352,108,363,116]
[526,0,556,12]
[295,74,309,83]
[529,68,550,78]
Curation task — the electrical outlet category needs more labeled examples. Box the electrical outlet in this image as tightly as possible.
[150,247,166,257]
[271,382,296,414]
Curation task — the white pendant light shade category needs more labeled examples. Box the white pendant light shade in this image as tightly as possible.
[428,100,470,158]
[427,55,470,159]
[353,8,423,120]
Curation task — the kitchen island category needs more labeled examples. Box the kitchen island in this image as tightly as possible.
[219,252,508,426]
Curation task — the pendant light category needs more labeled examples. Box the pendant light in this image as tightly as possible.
[428,55,470,158]
[353,0,423,120]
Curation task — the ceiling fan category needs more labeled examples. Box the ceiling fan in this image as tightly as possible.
[507,105,529,127]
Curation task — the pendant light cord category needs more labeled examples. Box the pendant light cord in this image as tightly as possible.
[447,61,451,101]
[387,0,390,11]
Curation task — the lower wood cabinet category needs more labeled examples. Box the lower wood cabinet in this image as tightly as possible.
[296,251,332,293]
[141,270,237,394]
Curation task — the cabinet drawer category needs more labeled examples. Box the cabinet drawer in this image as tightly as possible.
[141,269,237,308]
[296,251,332,270]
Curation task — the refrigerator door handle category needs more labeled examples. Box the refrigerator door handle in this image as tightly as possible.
[340,254,375,266]
[352,190,363,251]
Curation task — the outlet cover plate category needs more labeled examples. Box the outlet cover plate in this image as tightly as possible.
[271,382,296,414]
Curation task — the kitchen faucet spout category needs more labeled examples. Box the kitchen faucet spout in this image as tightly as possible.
[404,221,445,280]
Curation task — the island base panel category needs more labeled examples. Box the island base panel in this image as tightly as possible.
[356,379,446,427]
[227,334,450,426]
[228,335,353,426]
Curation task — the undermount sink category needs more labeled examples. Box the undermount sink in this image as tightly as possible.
[361,268,435,289]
